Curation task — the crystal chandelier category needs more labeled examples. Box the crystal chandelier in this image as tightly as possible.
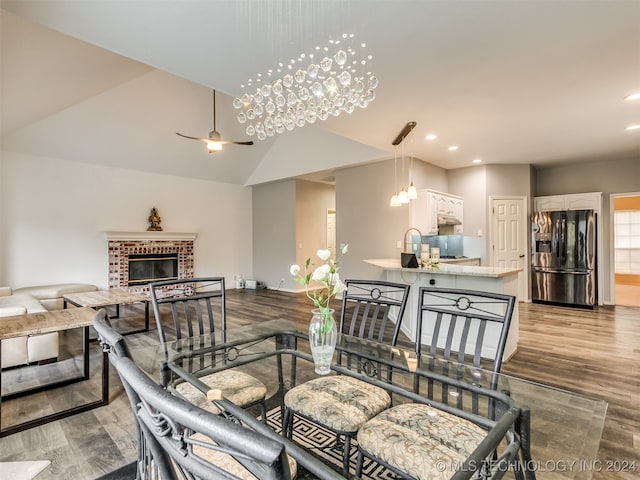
[233,33,378,140]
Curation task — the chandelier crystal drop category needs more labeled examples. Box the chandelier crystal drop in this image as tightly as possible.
[234,33,377,140]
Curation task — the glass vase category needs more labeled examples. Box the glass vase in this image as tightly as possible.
[308,308,337,375]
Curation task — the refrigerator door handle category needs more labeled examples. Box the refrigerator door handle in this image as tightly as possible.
[532,268,591,274]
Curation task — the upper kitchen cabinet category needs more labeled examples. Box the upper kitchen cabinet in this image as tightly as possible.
[410,189,437,235]
[534,192,603,212]
[410,189,463,235]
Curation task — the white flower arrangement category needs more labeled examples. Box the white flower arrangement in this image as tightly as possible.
[290,244,349,317]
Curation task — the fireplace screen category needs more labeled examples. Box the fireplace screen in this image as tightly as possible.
[128,253,178,286]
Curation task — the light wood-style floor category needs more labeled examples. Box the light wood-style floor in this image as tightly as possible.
[1,290,638,479]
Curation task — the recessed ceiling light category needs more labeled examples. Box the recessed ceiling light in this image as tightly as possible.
[625,124,640,131]
[472,158,482,164]
[448,145,459,151]
[425,133,437,141]
[625,93,640,101]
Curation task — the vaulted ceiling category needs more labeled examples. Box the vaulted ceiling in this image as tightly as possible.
[1,1,639,186]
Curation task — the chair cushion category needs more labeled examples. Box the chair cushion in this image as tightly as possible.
[284,375,391,433]
[175,370,267,415]
[191,432,297,479]
[357,403,486,480]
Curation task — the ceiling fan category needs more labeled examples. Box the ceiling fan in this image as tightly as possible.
[176,89,253,153]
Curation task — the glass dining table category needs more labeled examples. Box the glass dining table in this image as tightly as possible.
[131,318,607,480]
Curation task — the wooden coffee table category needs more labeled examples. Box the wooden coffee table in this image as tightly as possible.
[0,307,108,437]
[63,288,150,335]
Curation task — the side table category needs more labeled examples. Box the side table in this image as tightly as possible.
[63,288,150,335]
[0,307,108,437]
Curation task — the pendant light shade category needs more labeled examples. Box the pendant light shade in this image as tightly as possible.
[407,182,418,200]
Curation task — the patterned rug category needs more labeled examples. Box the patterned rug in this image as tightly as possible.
[265,407,394,479]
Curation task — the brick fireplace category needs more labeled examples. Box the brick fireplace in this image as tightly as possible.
[104,231,197,293]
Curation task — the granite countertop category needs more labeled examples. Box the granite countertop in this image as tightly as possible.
[364,258,522,278]
[438,256,481,264]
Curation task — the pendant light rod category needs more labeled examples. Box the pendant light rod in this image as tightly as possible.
[391,121,417,146]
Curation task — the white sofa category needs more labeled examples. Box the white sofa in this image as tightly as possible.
[0,283,97,369]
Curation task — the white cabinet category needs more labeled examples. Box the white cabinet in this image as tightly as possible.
[452,197,464,234]
[410,189,430,234]
[425,190,439,234]
[410,189,464,235]
[534,192,602,212]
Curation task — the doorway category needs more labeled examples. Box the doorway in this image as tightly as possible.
[613,194,640,307]
[489,196,528,301]
[326,209,336,259]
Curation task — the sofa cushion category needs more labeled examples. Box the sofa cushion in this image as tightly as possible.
[0,293,46,313]
[13,283,97,310]
[0,305,29,316]
[1,337,28,369]
[14,283,98,300]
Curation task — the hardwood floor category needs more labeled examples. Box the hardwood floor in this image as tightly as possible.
[1,289,638,479]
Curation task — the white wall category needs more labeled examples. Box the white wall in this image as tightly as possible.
[252,179,297,291]
[296,179,336,271]
[0,152,253,289]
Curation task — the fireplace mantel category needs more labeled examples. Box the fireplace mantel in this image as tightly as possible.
[103,231,198,241]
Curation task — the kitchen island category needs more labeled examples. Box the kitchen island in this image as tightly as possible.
[364,258,522,360]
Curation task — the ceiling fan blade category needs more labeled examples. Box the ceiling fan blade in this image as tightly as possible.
[177,90,254,149]
[177,132,254,147]
[176,132,209,143]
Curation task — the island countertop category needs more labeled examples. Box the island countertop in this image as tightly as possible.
[364,258,522,278]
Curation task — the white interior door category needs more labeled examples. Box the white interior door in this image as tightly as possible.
[490,196,528,301]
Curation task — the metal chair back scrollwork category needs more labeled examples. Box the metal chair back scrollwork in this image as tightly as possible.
[149,277,267,421]
[93,308,295,480]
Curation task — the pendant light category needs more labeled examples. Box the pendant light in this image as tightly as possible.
[390,147,401,207]
[390,121,417,206]
[398,141,410,204]
[407,141,417,200]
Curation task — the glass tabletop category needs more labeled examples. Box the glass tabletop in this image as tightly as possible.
[132,318,607,480]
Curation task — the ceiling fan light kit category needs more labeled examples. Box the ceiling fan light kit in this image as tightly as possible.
[176,89,254,153]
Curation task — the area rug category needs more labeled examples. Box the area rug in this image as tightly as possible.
[0,461,50,480]
[265,407,394,479]
[94,461,137,480]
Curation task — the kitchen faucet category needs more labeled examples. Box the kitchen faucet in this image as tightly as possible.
[404,227,423,253]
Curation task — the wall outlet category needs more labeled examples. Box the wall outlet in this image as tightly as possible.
[477,229,483,237]
[396,240,402,248]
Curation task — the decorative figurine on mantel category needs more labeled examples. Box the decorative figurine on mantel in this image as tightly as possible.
[147,207,163,231]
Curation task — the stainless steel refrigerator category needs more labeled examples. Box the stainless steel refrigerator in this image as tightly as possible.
[531,209,597,308]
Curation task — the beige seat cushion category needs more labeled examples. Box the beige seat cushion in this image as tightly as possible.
[191,432,297,479]
[175,370,267,415]
[284,375,391,433]
[357,403,486,480]
[0,293,46,313]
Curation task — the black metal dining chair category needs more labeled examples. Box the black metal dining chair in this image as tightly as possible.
[93,308,296,480]
[282,279,410,477]
[149,277,267,420]
[355,286,518,480]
